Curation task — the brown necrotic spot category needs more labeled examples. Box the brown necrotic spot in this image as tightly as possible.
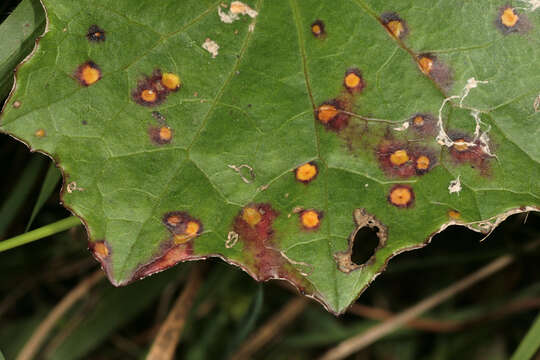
[388,184,414,208]
[311,20,326,38]
[132,70,173,106]
[162,211,202,244]
[381,12,408,39]
[294,162,318,184]
[234,203,285,280]
[149,126,173,145]
[86,24,106,42]
[315,99,350,131]
[75,61,101,86]
[416,53,453,90]
[448,132,491,174]
[409,113,436,135]
[299,209,322,230]
[343,68,365,94]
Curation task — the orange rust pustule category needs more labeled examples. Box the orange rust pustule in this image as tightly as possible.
[90,240,110,260]
[448,210,461,219]
[34,129,46,138]
[162,211,203,244]
[299,209,323,231]
[388,184,415,208]
[233,203,289,281]
[376,141,416,178]
[343,68,365,94]
[409,113,437,136]
[311,20,326,38]
[448,132,491,175]
[294,162,318,184]
[315,99,350,131]
[412,148,437,175]
[416,53,453,90]
[74,61,102,87]
[149,126,173,145]
[381,12,408,39]
[496,6,527,34]
[86,24,106,42]
[132,69,171,106]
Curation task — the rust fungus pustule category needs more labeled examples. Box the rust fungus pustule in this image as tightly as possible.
[409,113,436,135]
[448,132,491,174]
[162,211,203,244]
[161,72,181,91]
[343,68,365,94]
[149,126,173,145]
[388,184,415,208]
[311,20,326,38]
[448,209,461,219]
[381,12,408,39]
[86,24,106,42]
[34,129,46,138]
[417,54,434,75]
[294,162,318,184]
[132,69,180,107]
[75,61,101,86]
[412,148,437,175]
[376,141,416,178]
[315,100,350,131]
[233,203,288,281]
[416,53,453,90]
[300,209,323,230]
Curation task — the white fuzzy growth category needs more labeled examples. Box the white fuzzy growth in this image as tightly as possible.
[448,176,462,194]
[218,7,239,23]
[202,38,219,58]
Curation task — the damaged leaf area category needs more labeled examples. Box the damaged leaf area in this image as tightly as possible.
[1,0,539,315]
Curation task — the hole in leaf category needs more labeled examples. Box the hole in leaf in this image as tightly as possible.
[351,226,380,265]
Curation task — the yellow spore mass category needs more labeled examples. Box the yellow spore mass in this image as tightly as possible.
[453,139,468,152]
[296,163,317,182]
[159,127,172,141]
[317,104,339,124]
[141,89,157,102]
[390,149,409,166]
[345,73,361,89]
[242,207,262,227]
[81,65,100,85]
[501,8,519,27]
[418,57,433,74]
[161,73,181,91]
[387,20,404,37]
[301,210,320,229]
[389,187,412,206]
[416,155,430,170]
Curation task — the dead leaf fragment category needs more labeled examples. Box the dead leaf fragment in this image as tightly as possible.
[202,38,219,58]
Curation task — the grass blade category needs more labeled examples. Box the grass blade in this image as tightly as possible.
[510,312,540,360]
[25,162,61,231]
[0,216,80,252]
[0,0,45,100]
[0,155,45,237]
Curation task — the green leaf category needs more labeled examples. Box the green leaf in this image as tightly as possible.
[0,0,46,99]
[510,312,540,360]
[1,0,539,314]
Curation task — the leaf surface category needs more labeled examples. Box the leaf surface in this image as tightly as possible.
[1,0,539,313]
